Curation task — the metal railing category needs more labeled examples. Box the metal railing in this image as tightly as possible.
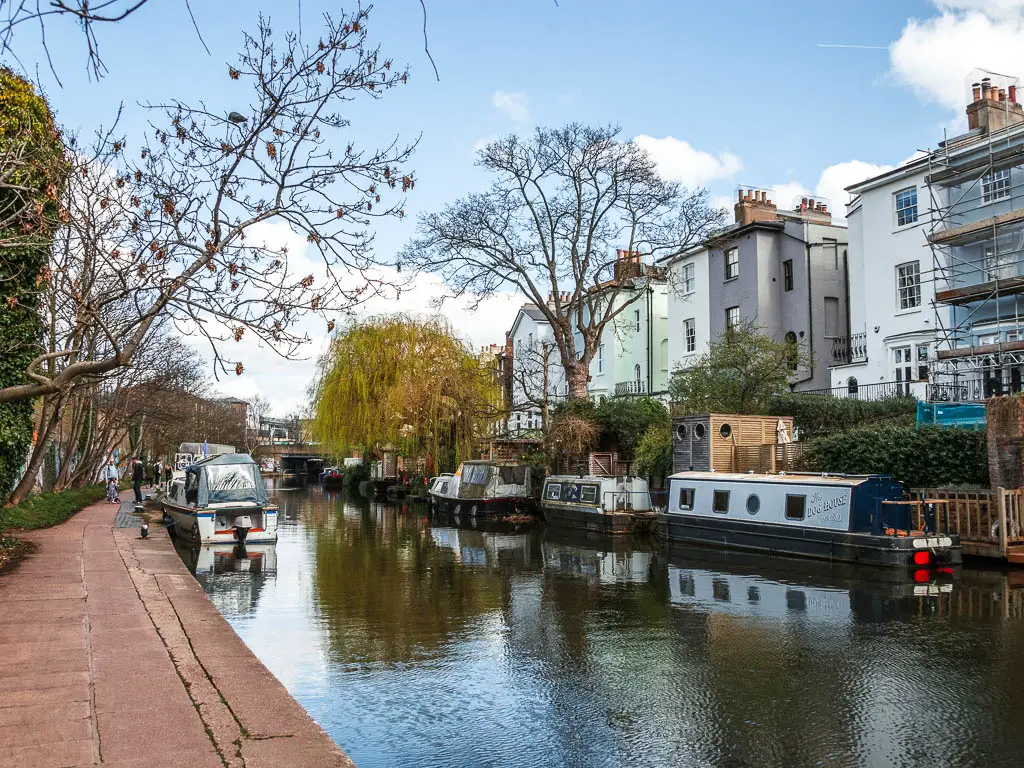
[615,380,647,396]
[796,380,920,401]
[928,373,1023,402]
[827,332,868,366]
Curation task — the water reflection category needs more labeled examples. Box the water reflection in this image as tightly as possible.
[177,488,1024,768]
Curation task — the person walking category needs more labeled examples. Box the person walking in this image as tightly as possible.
[104,459,120,504]
[154,460,163,490]
[132,458,145,504]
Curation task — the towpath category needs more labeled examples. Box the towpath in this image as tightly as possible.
[0,498,354,767]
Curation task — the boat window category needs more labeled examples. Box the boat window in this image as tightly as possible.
[439,482,448,495]
[206,464,260,504]
[185,472,199,505]
[713,490,730,514]
[580,484,598,503]
[746,494,760,514]
[720,423,732,439]
[464,464,489,485]
[676,423,687,441]
[678,487,695,510]
[785,494,806,520]
[694,423,706,440]
[545,483,562,500]
[498,465,526,484]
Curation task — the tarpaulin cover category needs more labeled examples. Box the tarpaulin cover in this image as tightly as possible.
[915,401,986,429]
[186,453,268,507]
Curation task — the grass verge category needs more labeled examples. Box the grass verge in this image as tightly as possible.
[2,484,107,531]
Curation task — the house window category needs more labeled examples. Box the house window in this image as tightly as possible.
[896,261,921,310]
[824,238,838,270]
[984,246,1013,281]
[635,309,641,332]
[678,487,695,510]
[895,187,918,227]
[681,262,695,294]
[528,332,533,348]
[785,494,806,521]
[784,331,798,370]
[725,248,739,280]
[660,339,669,371]
[783,259,794,292]
[847,377,859,396]
[712,490,730,514]
[684,318,696,353]
[598,343,604,373]
[725,306,740,333]
[982,168,1011,203]
[634,364,641,384]
[917,344,929,381]
[894,346,912,383]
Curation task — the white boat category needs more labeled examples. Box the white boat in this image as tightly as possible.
[540,475,655,534]
[427,462,539,517]
[163,453,278,544]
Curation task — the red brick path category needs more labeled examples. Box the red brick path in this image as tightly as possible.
[0,502,354,767]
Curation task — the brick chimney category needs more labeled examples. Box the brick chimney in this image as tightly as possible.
[796,196,832,225]
[734,188,778,226]
[967,76,1024,133]
[613,248,643,281]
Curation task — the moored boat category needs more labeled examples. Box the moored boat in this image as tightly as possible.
[320,466,344,489]
[427,461,539,517]
[541,475,656,535]
[659,471,961,571]
[163,453,278,545]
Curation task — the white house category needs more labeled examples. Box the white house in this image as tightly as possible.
[504,302,566,434]
[663,244,712,375]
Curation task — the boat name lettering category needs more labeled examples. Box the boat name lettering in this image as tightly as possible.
[805,492,845,519]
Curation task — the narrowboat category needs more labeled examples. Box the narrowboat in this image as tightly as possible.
[320,466,344,489]
[163,453,278,544]
[427,461,539,517]
[660,471,961,570]
[541,475,656,535]
[426,473,454,512]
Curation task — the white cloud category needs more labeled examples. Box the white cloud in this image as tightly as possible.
[770,181,810,211]
[473,135,496,153]
[814,160,893,215]
[890,2,1024,113]
[634,135,742,188]
[491,91,530,123]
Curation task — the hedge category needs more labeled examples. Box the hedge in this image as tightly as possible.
[769,393,917,441]
[804,424,988,488]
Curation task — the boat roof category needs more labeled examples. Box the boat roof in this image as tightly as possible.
[667,471,891,487]
[546,475,636,482]
[186,453,258,471]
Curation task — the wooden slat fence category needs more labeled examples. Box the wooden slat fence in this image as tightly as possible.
[911,487,1024,558]
[734,443,808,474]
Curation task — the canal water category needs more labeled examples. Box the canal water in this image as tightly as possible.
[174,482,1024,768]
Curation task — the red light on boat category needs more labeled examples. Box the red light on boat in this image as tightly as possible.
[913,569,931,583]
[938,567,954,576]
[912,551,931,566]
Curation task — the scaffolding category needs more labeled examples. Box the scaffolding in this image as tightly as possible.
[926,71,1024,402]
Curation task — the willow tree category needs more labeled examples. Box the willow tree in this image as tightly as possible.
[0,68,66,499]
[310,316,501,470]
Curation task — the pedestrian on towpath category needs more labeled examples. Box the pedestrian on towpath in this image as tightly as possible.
[104,460,120,504]
[154,460,163,489]
[132,459,144,504]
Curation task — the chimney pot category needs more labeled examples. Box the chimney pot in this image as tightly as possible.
[1011,85,1018,103]
[999,88,1007,102]
[738,190,744,203]
[973,83,982,102]
[982,78,992,100]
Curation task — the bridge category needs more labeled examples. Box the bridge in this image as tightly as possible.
[254,443,330,476]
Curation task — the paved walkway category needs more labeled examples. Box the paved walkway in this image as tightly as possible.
[0,499,354,767]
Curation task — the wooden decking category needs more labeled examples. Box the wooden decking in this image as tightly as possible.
[911,487,1024,560]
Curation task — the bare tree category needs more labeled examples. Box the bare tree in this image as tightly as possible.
[0,8,416,407]
[509,338,558,434]
[402,124,724,400]
[244,393,271,454]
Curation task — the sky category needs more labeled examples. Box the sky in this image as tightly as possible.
[9,0,1024,414]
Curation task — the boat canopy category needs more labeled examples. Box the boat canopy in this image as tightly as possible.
[185,453,267,507]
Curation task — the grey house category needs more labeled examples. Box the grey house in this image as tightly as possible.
[705,189,850,391]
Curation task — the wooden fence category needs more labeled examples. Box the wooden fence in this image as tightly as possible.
[910,487,1024,559]
[734,443,808,474]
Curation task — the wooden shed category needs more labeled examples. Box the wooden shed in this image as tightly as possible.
[672,414,794,473]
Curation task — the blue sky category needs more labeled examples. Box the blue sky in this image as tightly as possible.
[9,0,1024,412]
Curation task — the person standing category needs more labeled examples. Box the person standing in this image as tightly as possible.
[132,459,144,504]
[104,459,120,503]
[154,460,163,490]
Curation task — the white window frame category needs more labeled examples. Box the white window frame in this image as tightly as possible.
[725,248,739,281]
[725,306,740,332]
[681,262,695,294]
[684,318,696,353]
[895,187,918,227]
[893,346,913,383]
[597,343,604,373]
[982,168,1011,204]
[896,261,921,311]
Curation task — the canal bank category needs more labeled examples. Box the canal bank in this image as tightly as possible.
[0,499,352,767]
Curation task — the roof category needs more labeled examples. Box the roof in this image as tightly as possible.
[520,303,547,321]
[667,471,887,487]
[186,453,259,471]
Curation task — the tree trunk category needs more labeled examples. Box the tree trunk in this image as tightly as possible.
[8,397,64,505]
[565,363,590,400]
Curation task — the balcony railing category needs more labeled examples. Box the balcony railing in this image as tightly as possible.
[797,380,921,401]
[827,333,867,366]
[928,373,1024,402]
[615,380,647,396]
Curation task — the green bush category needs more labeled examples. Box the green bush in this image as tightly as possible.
[804,425,988,488]
[769,393,917,440]
[2,485,107,531]
[594,397,668,458]
[633,423,672,482]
